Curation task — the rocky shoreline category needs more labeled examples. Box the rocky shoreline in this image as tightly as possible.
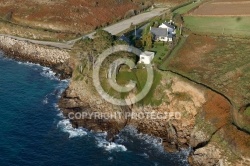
[0,36,72,79]
[1,36,250,166]
[58,70,242,166]
[59,72,250,166]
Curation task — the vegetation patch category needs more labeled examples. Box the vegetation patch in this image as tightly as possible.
[189,0,250,16]
[161,34,250,111]
[244,107,250,117]
[172,1,202,15]
[184,16,250,36]
[150,42,168,63]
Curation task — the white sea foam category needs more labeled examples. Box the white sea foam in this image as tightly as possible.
[96,138,127,152]
[49,74,127,152]
[40,67,59,81]
[57,119,87,138]
[42,95,49,105]
[17,61,40,67]
[118,125,190,165]
[15,60,62,81]
[56,111,64,118]
[173,147,192,165]
[55,80,69,98]
[137,152,149,158]
[119,125,164,151]
[92,131,127,152]
[108,157,114,161]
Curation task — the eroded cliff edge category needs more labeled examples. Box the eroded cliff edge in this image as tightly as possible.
[59,68,250,165]
[0,36,249,166]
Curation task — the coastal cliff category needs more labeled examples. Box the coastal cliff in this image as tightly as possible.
[1,35,249,166]
[0,36,72,79]
[59,69,250,166]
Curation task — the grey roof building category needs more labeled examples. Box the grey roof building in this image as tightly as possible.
[161,22,175,30]
[150,27,168,38]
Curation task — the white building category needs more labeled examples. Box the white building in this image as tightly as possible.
[138,51,155,64]
[150,21,176,42]
[159,21,176,34]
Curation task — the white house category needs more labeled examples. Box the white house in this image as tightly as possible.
[159,21,176,35]
[150,27,173,42]
[150,20,176,42]
[139,51,155,64]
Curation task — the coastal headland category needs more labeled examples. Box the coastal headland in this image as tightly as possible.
[0,0,249,165]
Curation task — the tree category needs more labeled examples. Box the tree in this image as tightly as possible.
[142,32,152,49]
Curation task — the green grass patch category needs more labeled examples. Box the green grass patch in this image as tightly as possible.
[149,42,168,64]
[244,107,250,116]
[173,1,201,15]
[100,68,164,106]
[159,36,187,70]
[184,16,250,36]
[135,69,163,106]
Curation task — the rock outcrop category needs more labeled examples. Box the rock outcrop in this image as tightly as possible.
[0,36,72,78]
[1,36,249,165]
[59,70,250,165]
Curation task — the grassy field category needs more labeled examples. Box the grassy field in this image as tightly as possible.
[160,34,250,131]
[161,34,250,110]
[173,1,202,15]
[101,67,164,106]
[159,37,187,70]
[184,16,250,36]
[150,42,168,64]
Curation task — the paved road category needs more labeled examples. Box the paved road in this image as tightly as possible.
[103,8,166,35]
[0,8,167,49]
[0,34,73,49]
[67,8,167,44]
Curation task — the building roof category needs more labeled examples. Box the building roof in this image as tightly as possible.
[150,27,168,37]
[140,51,155,57]
[162,22,175,30]
[168,33,173,38]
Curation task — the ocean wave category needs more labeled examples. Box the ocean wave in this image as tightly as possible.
[118,125,164,152]
[17,61,40,67]
[54,80,69,98]
[98,141,127,152]
[43,80,69,105]
[40,67,59,81]
[15,60,62,81]
[118,125,190,165]
[95,132,127,152]
[42,95,49,105]
[50,74,127,152]
[137,152,149,158]
[173,147,191,166]
[57,119,87,138]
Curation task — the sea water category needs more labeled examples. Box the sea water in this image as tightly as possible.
[0,51,189,166]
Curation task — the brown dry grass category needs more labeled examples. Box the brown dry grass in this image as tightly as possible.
[189,0,250,16]
[165,34,250,111]
[0,0,140,34]
[203,90,232,129]
[0,0,190,35]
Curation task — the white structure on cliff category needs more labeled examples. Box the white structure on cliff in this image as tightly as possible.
[138,51,155,64]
